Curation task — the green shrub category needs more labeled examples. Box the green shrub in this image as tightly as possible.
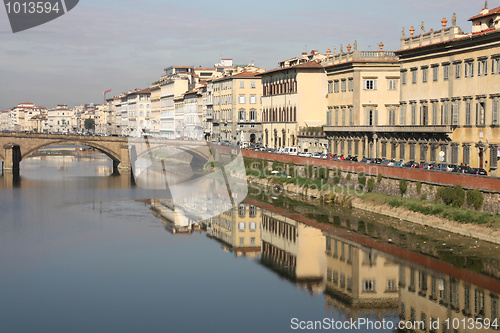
[399,179,407,197]
[388,199,403,208]
[421,193,427,201]
[377,173,383,183]
[452,185,465,208]
[347,173,352,182]
[358,172,367,189]
[416,181,422,195]
[332,168,341,185]
[437,185,465,208]
[467,189,484,210]
[367,178,375,193]
[317,167,329,181]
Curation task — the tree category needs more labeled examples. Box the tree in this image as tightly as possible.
[84,118,95,131]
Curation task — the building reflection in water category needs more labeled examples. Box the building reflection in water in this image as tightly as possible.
[260,208,326,295]
[170,199,499,331]
[323,231,399,320]
[206,203,262,259]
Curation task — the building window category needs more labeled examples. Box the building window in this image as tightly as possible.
[492,100,499,125]
[341,108,346,126]
[392,143,397,159]
[492,57,500,74]
[381,142,387,158]
[349,107,353,126]
[432,65,439,81]
[465,61,474,77]
[441,103,449,125]
[478,59,487,76]
[431,145,437,162]
[400,105,406,125]
[328,81,333,93]
[238,222,245,230]
[249,109,257,121]
[388,109,396,125]
[334,80,339,93]
[401,71,407,85]
[463,145,471,165]
[348,78,354,91]
[491,146,498,168]
[238,95,246,104]
[443,64,450,80]
[388,79,397,90]
[341,79,346,92]
[326,108,332,126]
[363,79,377,90]
[451,145,459,164]
[432,103,438,125]
[465,101,472,125]
[422,67,428,82]
[238,110,246,121]
[451,103,459,126]
[400,144,405,160]
[411,69,417,84]
[249,95,257,104]
[249,205,257,217]
[348,140,352,155]
[239,237,244,245]
[455,63,461,78]
[477,102,486,126]
[362,280,376,292]
[250,81,256,88]
[334,108,339,126]
[249,222,257,230]
[411,104,417,125]
[410,143,416,160]
[239,81,245,89]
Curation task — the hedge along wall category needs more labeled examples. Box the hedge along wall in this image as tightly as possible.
[242,151,500,214]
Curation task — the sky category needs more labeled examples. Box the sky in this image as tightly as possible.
[0,0,489,111]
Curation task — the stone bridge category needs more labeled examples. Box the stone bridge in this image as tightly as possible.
[0,132,213,172]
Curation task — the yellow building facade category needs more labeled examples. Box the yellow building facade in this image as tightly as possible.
[259,61,328,149]
[396,5,500,176]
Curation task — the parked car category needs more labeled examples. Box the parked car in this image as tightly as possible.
[420,162,433,170]
[311,152,322,159]
[360,157,370,163]
[298,151,312,157]
[467,168,488,175]
[403,161,420,168]
[452,165,470,173]
[345,156,358,162]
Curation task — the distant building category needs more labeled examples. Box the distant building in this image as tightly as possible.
[211,72,263,143]
[47,104,73,133]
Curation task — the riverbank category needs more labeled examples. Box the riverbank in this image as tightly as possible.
[247,174,500,245]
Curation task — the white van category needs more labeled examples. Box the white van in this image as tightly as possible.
[283,146,298,155]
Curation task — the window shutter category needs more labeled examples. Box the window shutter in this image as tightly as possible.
[493,101,499,125]
[365,110,370,126]
[374,80,378,90]
[374,110,378,126]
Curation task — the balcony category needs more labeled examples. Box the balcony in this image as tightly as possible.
[323,125,453,134]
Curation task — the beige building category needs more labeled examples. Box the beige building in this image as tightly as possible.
[259,61,328,149]
[321,44,400,158]
[398,260,499,332]
[395,5,500,175]
[211,72,263,143]
[149,83,161,137]
[261,209,326,292]
[47,104,74,133]
[208,202,262,258]
[6,102,47,132]
[324,232,399,310]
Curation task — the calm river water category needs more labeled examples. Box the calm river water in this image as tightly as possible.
[0,153,499,333]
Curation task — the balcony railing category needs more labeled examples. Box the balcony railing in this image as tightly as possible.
[323,125,453,134]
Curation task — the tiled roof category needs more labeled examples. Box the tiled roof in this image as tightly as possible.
[469,6,500,21]
[257,61,324,76]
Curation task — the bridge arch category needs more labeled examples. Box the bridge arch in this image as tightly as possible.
[21,140,122,164]
[134,143,211,169]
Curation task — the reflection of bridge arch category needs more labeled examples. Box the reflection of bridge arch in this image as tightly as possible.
[21,140,121,163]
[134,143,212,169]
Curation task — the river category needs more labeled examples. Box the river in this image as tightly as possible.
[0,153,498,333]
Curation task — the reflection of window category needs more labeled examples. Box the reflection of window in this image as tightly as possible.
[387,280,397,292]
[362,280,376,292]
[239,237,244,245]
[250,237,255,245]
